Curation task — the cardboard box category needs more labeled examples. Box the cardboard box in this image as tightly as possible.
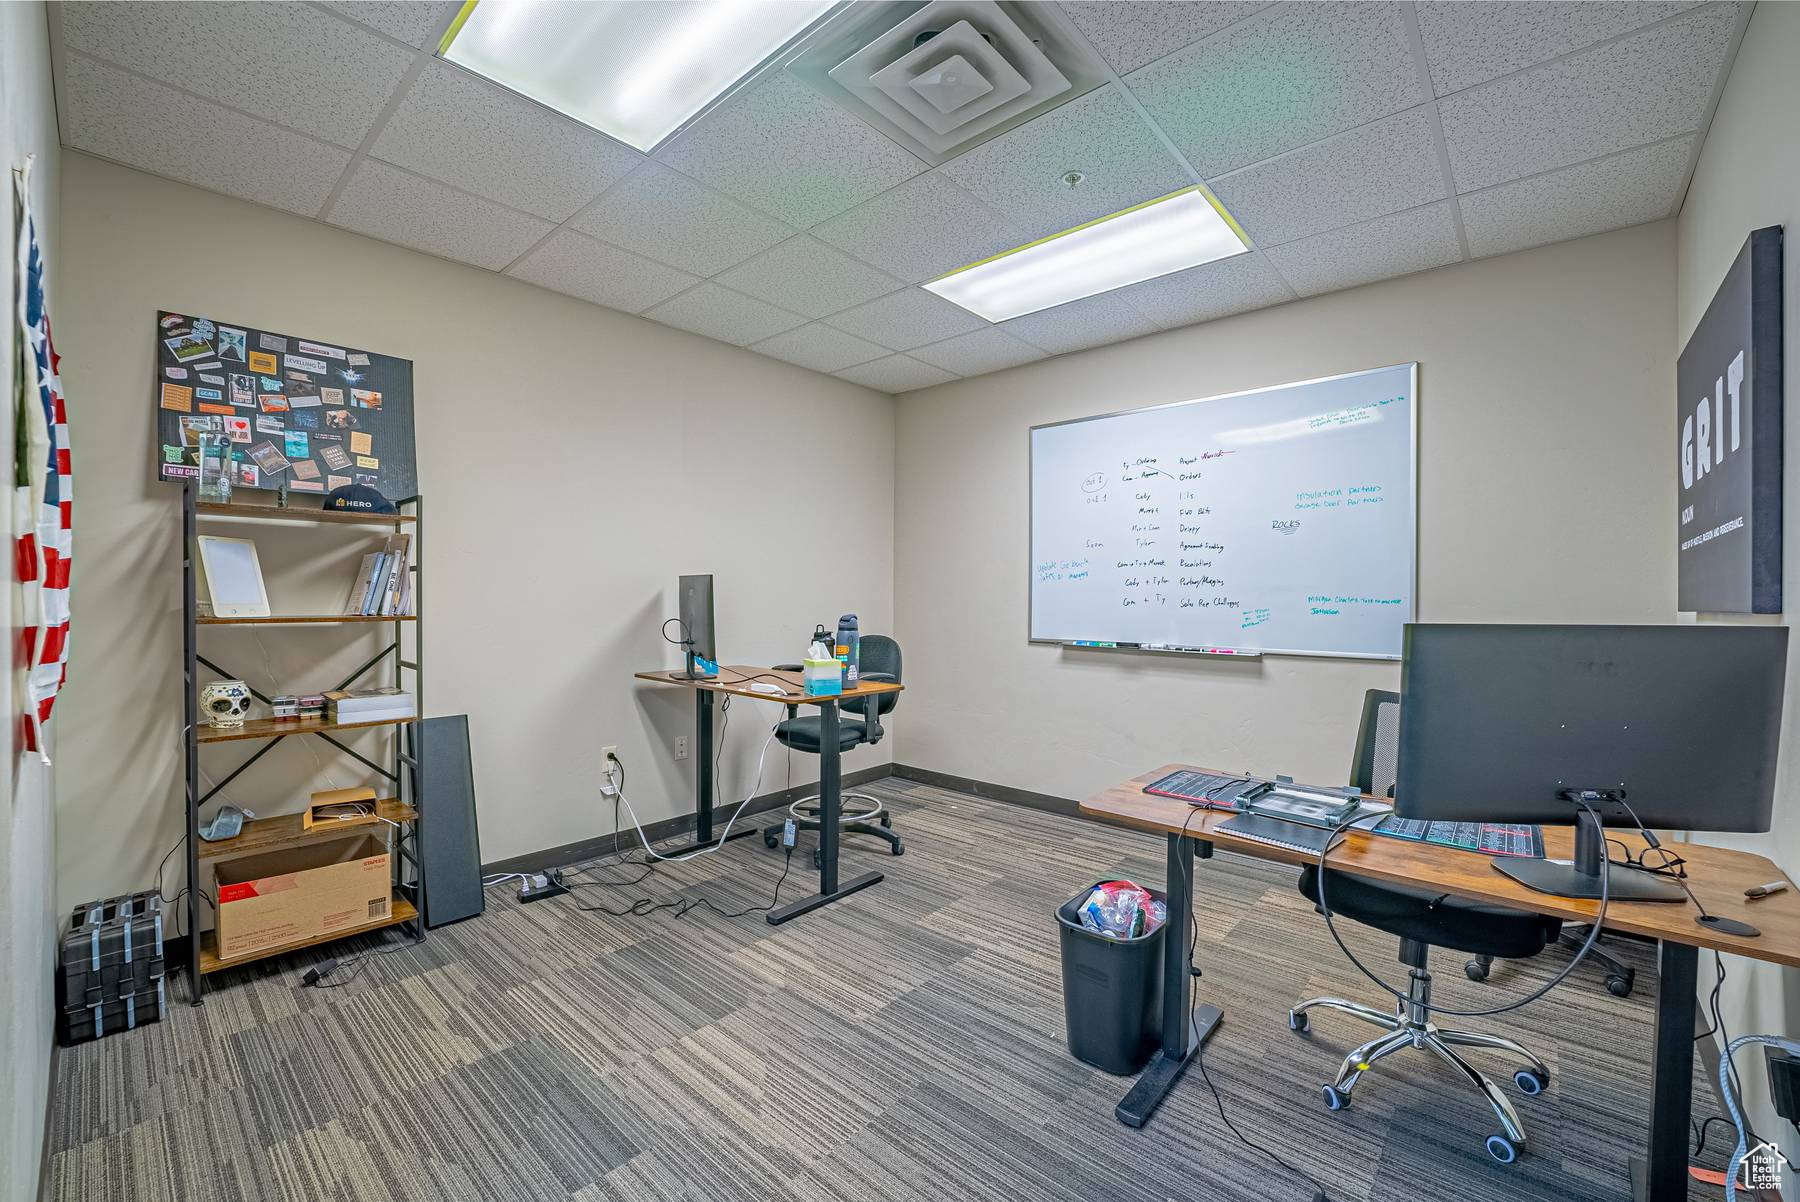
[302,785,379,831]
[213,834,391,961]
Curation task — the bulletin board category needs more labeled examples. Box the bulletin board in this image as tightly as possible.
[154,310,418,501]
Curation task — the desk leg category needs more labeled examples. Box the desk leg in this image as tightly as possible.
[1631,940,1698,1202]
[1115,833,1223,1128]
[766,699,883,924]
[655,688,757,858]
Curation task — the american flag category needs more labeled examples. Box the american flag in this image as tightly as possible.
[15,163,71,760]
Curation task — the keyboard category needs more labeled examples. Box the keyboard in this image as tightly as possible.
[1144,769,1256,808]
[1373,817,1543,859]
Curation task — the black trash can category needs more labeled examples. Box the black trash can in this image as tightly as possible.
[1056,881,1167,1075]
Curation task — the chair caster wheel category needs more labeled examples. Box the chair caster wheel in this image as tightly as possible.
[1607,974,1634,999]
[1321,1084,1348,1111]
[1485,1134,1518,1164]
[879,814,892,828]
[1288,1011,1310,1035]
[763,832,779,849]
[890,840,904,856]
[1512,1068,1547,1096]
[1465,959,1490,982]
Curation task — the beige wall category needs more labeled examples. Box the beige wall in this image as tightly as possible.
[1,3,60,1198]
[53,153,894,916]
[1676,0,1800,1160]
[894,220,1675,803]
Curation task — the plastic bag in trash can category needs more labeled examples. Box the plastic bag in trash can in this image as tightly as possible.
[1076,880,1167,939]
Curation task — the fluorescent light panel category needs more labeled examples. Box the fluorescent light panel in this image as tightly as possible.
[441,0,834,152]
[924,188,1250,323]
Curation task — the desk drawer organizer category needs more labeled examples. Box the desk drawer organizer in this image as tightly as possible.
[58,891,167,1044]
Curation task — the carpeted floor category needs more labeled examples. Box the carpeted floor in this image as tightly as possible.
[47,777,1724,1201]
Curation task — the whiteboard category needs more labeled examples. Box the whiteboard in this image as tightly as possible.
[1030,364,1417,659]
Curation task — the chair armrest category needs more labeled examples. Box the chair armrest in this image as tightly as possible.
[852,673,895,740]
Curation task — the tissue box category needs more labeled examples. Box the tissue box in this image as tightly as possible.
[802,658,842,696]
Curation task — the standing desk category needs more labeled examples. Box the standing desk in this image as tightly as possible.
[635,665,903,925]
[1081,764,1800,1202]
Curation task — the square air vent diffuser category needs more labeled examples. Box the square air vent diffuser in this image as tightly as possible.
[790,1,1107,165]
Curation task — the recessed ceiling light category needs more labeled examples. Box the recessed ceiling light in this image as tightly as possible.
[439,0,836,152]
[923,187,1250,323]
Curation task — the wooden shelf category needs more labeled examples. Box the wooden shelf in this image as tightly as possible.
[198,613,416,625]
[197,714,416,744]
[196,501,414,527]
[197,798,416,860]
[198,896,417,974]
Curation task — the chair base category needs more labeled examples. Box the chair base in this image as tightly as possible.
[1290,964,1548,1163]
[762,793,904,857]
[1466,924,1638,998]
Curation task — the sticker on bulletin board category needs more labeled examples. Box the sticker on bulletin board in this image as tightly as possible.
[152,310,416,500]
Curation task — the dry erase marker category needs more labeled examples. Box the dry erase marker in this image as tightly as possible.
[1746,880,1790,900]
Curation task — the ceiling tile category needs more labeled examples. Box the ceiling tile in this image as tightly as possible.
[909,328,1046,377]
[1418,1,1704,95]
[642,283,807,347]
[1059,1,1273,74]
[1125,2,1424,178]
[506,230,699,314]
[999,292,1160,355]
[327,160,553,271]
[59,53,351,217]
[1114,254,1295,329]
[571,162,793,278]
[1460,136,1694,259]
[1211,108,1446,247]
[714,237,901,321]
[1438,4,1739,192]
[834,355,957,394]
[1263,202,1462,298]
[823,288,987,352]
[372,61,641,222]
[654,72,925,228]
[319,1,457,49]
[811,171,1026,284]
[939,85,1190,236]
[60,1,413,148]
[749,323,890,374]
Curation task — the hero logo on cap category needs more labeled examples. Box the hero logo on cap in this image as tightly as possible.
[324,483,396,514]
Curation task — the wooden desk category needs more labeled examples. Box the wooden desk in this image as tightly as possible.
[1081,764,1800,1202]
[635,665,903,924]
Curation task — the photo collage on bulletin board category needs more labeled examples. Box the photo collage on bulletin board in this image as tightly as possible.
[154,310,418,501]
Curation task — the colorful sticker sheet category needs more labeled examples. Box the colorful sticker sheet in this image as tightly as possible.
[154,310,416,499]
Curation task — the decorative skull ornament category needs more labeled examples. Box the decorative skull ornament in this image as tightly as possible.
[200,680,252,729]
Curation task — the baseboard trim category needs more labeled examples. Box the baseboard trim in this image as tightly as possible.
[480,764,896,874]
[889,763,1080,817]
[37,1040,58,1202]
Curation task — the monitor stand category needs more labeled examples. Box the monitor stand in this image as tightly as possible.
[672,648,715,682]
[1496,804,1686,902]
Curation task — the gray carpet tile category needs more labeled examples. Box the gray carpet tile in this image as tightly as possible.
[50,778,1725,1201]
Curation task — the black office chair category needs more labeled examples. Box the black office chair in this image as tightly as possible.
[1287,688,1556,1164]
[762,634,904,865]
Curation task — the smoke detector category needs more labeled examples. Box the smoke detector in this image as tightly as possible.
[790,1,1107,165]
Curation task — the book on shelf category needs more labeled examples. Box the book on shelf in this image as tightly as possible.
[338,533,414,617]
[325,688,415,722]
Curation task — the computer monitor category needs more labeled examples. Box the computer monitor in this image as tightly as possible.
[675,574,717,681]
[1395,623,1787,902]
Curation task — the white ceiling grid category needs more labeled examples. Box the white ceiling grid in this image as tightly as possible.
[49,0,1748,393]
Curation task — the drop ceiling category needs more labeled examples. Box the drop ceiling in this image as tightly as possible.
[48,1,1748,394]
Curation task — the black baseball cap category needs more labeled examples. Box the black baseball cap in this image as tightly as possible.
[324,483,397,514]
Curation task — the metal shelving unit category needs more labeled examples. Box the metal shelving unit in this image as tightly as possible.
[180,486,427,1002]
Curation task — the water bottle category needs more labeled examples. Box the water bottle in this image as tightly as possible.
[835,613,860,690]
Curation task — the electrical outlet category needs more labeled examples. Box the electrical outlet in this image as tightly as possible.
[1768,1046,1800,1123]
[674,736,689,760]
[601,745,618,764]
